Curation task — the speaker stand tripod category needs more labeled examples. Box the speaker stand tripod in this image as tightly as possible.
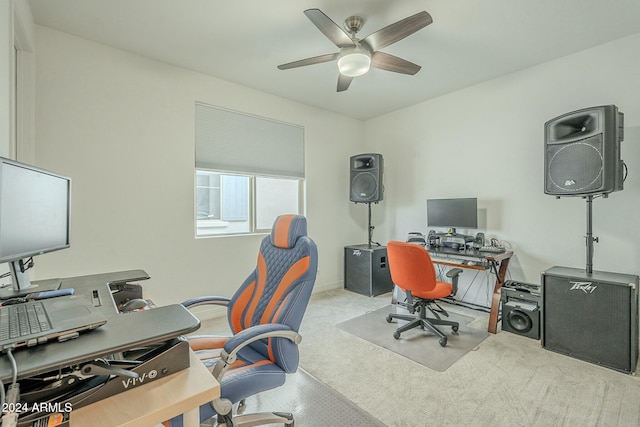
[585,195,599,274]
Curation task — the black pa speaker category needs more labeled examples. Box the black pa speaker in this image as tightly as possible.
[544,105,624,197]
[501,281,540,339]
[542,266,639,373]
[350,153,384,203]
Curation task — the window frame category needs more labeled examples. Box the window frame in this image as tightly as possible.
[195,169,305,237]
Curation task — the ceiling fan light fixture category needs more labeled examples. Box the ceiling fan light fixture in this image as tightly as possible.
[337,47,371,77]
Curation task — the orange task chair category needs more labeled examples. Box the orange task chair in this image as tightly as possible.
[168,214,317,427]
[386,240,462,347]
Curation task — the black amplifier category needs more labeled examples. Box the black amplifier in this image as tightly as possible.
[501,280,541,339]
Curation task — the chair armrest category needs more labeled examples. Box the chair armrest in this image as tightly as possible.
[212,324,301,381]
[446,268,463,295]
[446,268,463,279]
[181,296,231,308]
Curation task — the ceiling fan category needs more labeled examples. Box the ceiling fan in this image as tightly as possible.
[277,9,433,92]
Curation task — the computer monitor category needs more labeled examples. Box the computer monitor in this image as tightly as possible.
[426,197,478,232]
[0,157,70,298]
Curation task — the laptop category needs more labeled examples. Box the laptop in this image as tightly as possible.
[0,292,107,351]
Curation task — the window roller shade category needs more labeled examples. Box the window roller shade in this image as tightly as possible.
[195,103,304,178]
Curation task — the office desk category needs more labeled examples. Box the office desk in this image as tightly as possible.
[0,270,216,426]
[71,349,219,427]
[0,270,199,382]
[425,246,514,334]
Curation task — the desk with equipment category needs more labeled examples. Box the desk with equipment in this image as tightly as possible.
[0,270,220,427]
[425,246,513,334]
[420,197,513,333]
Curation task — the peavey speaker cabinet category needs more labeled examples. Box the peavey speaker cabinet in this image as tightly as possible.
[542,266,639,373]
[344,244,394,297]
[544,105,624,197]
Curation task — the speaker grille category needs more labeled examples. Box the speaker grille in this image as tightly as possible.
[351,172,378,201]
[543,271,636,372]
[546,134,603,194]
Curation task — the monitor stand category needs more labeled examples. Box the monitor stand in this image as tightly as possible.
[0,278,63,300]
[0,260,62,300]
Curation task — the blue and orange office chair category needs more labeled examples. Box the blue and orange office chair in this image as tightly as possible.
[386,240,462,347]
[167,214,318,427]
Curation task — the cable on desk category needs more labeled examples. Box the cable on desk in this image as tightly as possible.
[2,347,20,427]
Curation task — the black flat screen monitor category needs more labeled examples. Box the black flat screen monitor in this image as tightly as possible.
[427,198,478,230]
[0,157,70,298]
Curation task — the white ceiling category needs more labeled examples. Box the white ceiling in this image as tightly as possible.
[27,0,640,120]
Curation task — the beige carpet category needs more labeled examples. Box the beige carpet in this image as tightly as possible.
[199,289,640,426]
[336,305,490,371]
[297,289,640,427]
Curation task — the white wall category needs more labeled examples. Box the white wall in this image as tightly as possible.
[32,26,365,309]
[367,33,640,304]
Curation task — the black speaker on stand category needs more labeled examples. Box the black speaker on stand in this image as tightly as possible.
[345,154,392,296]
[544,105,626,274]
[544,105,624,197]
[350,153,384,203]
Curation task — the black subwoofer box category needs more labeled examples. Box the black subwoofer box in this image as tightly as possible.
[501,281,540,340]
[542,266,639,373]
[344,244,394,297]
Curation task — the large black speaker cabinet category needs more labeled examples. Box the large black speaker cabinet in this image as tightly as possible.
[501,280,540,340]
[350,153,384,203]
[544,105,624,197]
[344,244,394,297]
[542,266,639,373]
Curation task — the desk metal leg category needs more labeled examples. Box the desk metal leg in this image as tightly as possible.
[488,258,511,334]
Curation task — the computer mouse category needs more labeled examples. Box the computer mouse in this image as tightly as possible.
[119,298,148,312]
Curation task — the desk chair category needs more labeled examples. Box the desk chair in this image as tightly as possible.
[386,240,462,347]
[167,215,318,427]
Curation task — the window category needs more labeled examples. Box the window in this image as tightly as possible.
[195,104,304,236]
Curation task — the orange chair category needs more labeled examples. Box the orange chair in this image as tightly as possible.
[386,240,462,347]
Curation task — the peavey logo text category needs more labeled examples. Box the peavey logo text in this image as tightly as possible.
[570,281,598,294]
[352,250,362,256]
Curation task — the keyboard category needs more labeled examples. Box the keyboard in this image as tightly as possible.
[0,302,52,341]
[479,246,506,253]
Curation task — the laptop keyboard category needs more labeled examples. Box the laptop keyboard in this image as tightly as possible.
[0,302,52,340]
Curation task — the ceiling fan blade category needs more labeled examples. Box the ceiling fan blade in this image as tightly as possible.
[337,74,353,92]
[361,11,432,52]
[371,52,421,75]
[304,9,355,48]
[278,53,339,70]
